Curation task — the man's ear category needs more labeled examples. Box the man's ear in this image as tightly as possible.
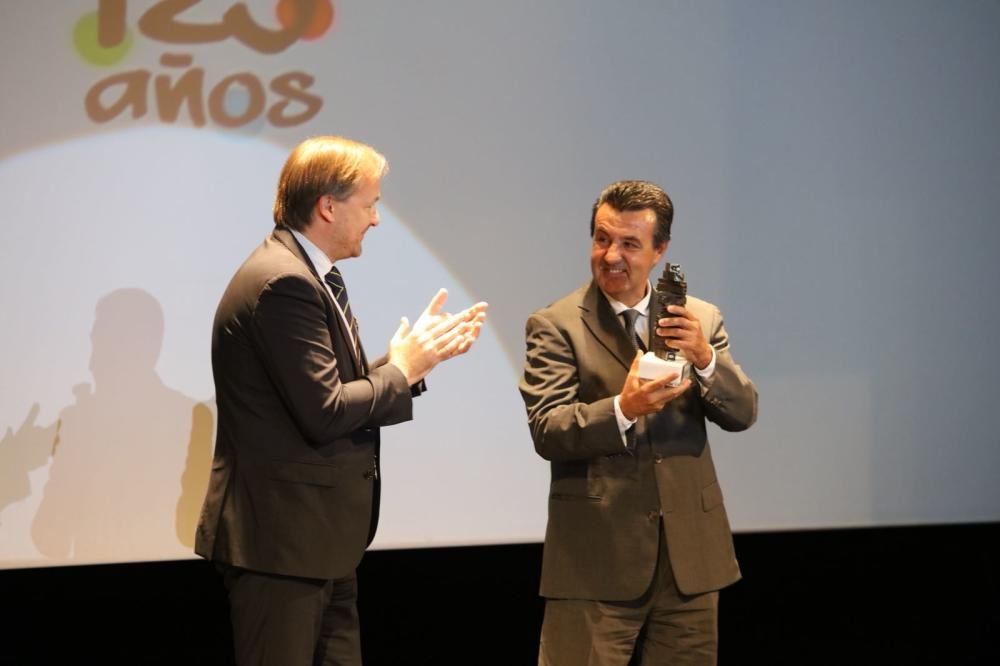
[654,240,669,263]
[316,194,336,223]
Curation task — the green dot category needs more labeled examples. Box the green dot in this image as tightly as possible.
[73,12,133,67]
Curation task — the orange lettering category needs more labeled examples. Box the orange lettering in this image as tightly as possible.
[138,0,317,54]
[154,54,206,126]
[85,69,150,122]
[208,73,266,127]
[139,0,228,45]
[97,0,127,48]
[268,71,323,127]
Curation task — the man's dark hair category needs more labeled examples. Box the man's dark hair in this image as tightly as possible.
[590,180,673,248]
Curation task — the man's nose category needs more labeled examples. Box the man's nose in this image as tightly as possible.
[604,243,622,263]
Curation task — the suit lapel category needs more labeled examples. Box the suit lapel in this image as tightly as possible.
[579,281,635,371]
[272,228,365,377]
[579,281,645,451]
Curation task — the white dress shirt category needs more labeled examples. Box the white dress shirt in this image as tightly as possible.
[603,283,717,443]
[290,229,359,358]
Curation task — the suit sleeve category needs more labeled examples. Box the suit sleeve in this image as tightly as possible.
[370,354,427,396]
[519,312,630,462]
[695,304,758,432]
[250,273,412,444]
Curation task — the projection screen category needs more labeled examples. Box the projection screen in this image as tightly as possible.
[1,0,998,569]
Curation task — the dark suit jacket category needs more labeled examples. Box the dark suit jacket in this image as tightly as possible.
[519,280,757,600]
[195,227,414,581]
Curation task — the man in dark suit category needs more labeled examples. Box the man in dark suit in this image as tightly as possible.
[519,180,757,665]
[196,136,486,665]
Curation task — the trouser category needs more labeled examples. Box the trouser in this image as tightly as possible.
[539,529,719,666]
[221,565,362,666]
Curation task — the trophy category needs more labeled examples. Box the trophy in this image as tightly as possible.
[637,262,691,386]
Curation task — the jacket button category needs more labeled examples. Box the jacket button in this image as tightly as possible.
[647,510,659,521]
[654,455,663,464]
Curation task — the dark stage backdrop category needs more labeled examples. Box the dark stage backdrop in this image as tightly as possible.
[2,524,998,664]
[2,1,999,570]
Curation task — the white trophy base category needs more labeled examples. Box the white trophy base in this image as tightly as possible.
[637,352,688,386]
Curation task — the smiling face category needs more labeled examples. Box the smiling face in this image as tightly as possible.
[590,203,667,307]
[324,176,381,261]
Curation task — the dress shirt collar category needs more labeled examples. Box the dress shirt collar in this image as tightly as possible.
[602,282,653,318]
[290,229,334,279]
[290,228,358,358]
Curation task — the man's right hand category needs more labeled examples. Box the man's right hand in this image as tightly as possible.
[618,351,691,420]
[388,289,488,385]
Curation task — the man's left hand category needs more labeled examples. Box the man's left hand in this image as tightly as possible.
[655,305,713,370]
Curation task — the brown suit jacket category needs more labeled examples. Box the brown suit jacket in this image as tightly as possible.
[195,228,414,580]
[519,280,757,600]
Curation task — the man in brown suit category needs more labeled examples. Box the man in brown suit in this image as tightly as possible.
[196,136,486,665]
[520,180,757,665]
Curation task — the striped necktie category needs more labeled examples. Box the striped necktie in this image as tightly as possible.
[324,266,360,354]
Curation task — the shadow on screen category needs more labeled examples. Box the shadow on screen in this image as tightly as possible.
[1,288,215,563]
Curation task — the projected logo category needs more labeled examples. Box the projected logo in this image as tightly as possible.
[74,0,334,128]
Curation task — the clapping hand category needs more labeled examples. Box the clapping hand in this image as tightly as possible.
[388,289,488,384]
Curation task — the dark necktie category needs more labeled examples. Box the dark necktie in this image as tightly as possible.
[621,308,647,353]
[324,266,360,355]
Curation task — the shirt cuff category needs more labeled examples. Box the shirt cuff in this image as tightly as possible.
[695,347,717,379]
[613,395,637,446]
